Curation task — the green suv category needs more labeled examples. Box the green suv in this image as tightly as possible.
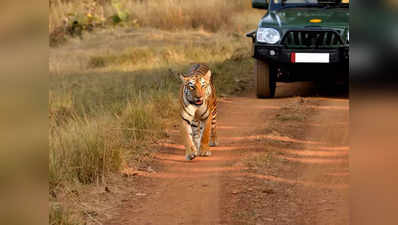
[247,0,349,98]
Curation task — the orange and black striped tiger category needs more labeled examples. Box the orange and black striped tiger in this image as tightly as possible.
[179,64,217,160]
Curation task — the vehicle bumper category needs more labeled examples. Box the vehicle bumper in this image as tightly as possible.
[253,44,349,64]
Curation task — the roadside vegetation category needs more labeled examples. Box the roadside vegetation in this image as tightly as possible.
[49,0,259,46]
[49,0,263,224]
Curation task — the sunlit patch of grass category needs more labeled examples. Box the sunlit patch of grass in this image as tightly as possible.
[81,36,252,72]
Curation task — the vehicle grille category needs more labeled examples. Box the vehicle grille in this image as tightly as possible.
[281,30,344,48]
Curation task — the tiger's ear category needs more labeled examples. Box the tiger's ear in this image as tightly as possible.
[178,73,188,82]
[203,70,211,82]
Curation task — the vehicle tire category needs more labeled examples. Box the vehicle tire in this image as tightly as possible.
[255,59,276,98]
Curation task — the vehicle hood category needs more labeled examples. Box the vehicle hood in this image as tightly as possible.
[260,8,349,30]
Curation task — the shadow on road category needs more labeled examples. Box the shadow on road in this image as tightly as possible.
[275,81,349,99]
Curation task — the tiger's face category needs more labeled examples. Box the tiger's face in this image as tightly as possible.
[180,71,211,106]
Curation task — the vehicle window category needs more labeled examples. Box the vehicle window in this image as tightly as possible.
[277,0,349,4]
[282,0,317,3]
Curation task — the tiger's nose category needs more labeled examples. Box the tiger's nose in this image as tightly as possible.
[194,93,202,98]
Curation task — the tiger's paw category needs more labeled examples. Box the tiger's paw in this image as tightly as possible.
[199,151,212,157]
[209,140,217,147]
[185,153,196,161]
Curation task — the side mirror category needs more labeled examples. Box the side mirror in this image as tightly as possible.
[252,0,269,9]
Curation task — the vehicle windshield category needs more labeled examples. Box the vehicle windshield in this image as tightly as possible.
[274,0,349,9]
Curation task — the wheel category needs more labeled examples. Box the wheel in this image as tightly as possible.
[255,59,276,98]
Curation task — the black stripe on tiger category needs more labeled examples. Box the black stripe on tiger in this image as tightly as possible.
[181,116,191,126]
[200,108,209,118]
[201,114,210,121]
[185,64,209,77]
[182,106,193,117]
[180,91,193,117]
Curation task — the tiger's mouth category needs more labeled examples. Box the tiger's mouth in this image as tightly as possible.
[194,99,203,105]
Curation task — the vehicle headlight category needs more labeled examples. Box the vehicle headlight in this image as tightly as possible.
[256,28,281,44]
[347,31,349,43]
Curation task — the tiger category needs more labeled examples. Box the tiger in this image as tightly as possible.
[179,64,217,160]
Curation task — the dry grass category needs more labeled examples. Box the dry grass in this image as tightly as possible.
[49,204,79,225]
[49,28,254,74]
[49,0,256,34]
[49,68,179,187]
[129,0,251,32]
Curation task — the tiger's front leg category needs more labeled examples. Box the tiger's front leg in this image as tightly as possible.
[191,120,201,153]
[209,108,217,147]
[199,116,212,157]
[181,119,198,160]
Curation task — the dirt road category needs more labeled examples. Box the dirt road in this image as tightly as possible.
[106,82,349,225]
